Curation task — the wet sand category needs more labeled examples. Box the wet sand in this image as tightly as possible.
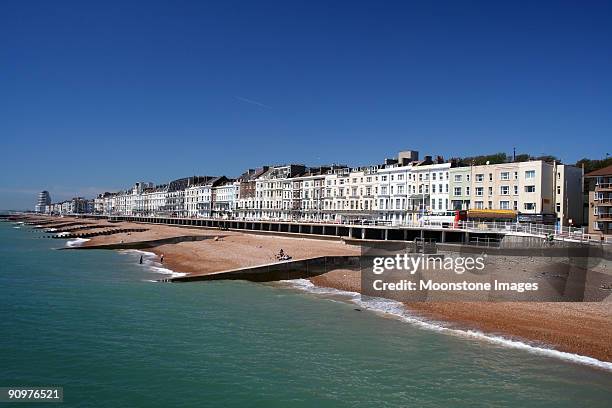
[310,268,612,362]
[21,215,612,363]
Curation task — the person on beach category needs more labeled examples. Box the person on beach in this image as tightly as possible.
[160,254,164,264]
[139,255,143,265]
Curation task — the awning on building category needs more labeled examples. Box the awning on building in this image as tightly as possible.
[467,209,517,220]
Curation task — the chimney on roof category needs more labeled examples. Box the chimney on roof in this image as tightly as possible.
[384,158,398,165]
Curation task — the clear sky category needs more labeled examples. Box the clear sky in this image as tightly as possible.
[1,0,611,209]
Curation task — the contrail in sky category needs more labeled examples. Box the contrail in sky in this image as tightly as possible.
[234,96,272,109]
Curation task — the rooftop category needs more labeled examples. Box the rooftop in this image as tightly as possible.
[585,164,612,177]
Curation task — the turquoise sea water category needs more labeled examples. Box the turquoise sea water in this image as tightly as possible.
[1,222,611,407]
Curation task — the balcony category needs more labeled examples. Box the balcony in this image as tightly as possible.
[595,183,612,191]
[596,213,612,220]
[594,197,612,205]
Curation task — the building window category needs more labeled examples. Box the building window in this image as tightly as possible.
[556,203,561,212]
[500,186,509,195]
[487,201,492,209]
[466,186,470,195]
[557,186,561,195]
[432,173,437,181]
[476,174,484,182]
[524,203,536,211]
[454,187,462,196]
[500,172,510,180]
[525,170,536,179]
[500,201,510,210]
[514,185,518,195]
[476,187,483,196]
[513,201,518,210]
[488,186,493,196]
[525,185,536,193]
[454,174,462,182]
[475,201,484,209]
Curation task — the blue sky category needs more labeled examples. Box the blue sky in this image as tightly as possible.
[1,0,611,209]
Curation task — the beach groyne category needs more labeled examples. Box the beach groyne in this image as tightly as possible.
[65,234,222,250]
[165,255,361,283]
[52,228,148,240]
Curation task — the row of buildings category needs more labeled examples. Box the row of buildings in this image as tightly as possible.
[43,196,93,215]
[38,150,598,232]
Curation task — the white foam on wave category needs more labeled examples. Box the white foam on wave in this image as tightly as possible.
[13,226,21,229]
[45,228,58,232]
[282,278,612,372]
[65,238,90,248]
[120,249,186,278]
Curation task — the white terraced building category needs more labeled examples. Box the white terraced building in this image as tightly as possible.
[321,165,383,223]
[212,181,239,218]
[185,182,210,218]
[137,185,167,216]
[377,163,412,225]
[291,166,346,222]
[184,177,226,218]
[407,161,451,223]
[255,165,306,220]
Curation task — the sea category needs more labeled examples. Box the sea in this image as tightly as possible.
[1,221,611,407]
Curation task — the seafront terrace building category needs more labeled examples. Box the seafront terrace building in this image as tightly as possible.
[184,176,225,218]
[321,165,383,223]
[212,180,239,218]
[134,184,166,216]
[291,165,347,222]
[449,167,471,210]
[235,167,268,220]
[466,160,582,226]
[255,164,306,220]
[403,158,451,224]
[161,176,212,217]
[585,164,612,236]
